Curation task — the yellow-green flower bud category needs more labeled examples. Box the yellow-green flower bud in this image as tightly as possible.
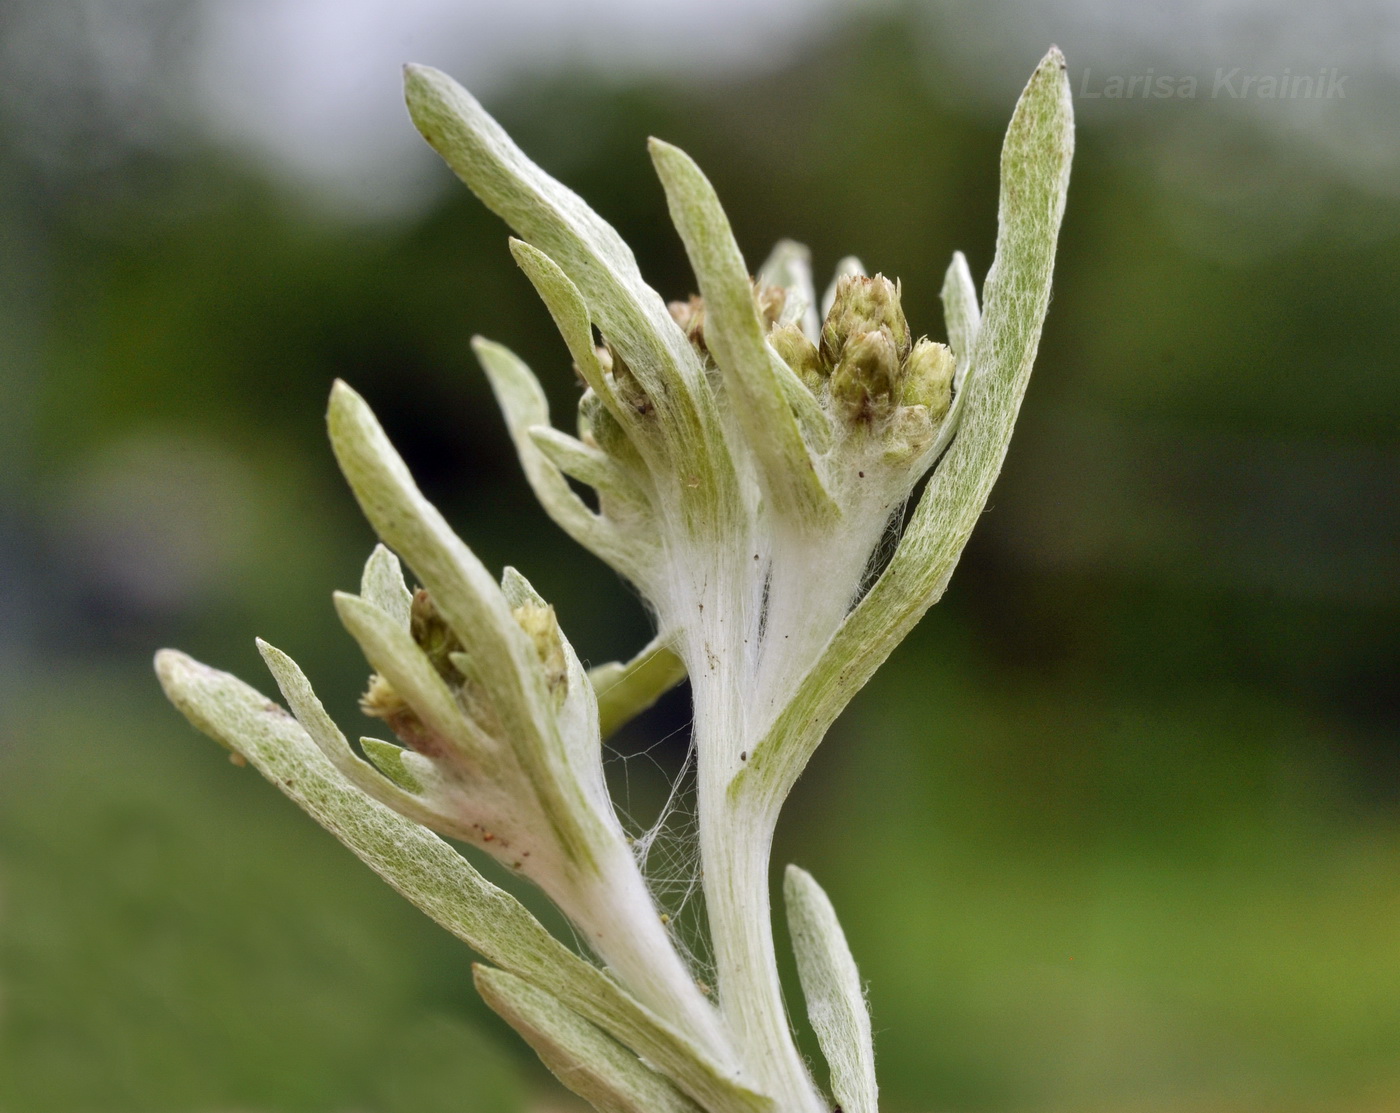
[898,339,955,421]
[411,588,464,681]
[360,672,447,760]
[768,322,827,392]
[820,274,910,365]
[511,599,569,705]
[830,328,900,422]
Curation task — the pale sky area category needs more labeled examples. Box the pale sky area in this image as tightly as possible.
[41,0,1400,215]
[187,0,1400,214]
[192,0,860,212]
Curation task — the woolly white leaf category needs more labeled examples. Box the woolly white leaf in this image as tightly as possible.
[785,867,877,1113]
[476,965,705,1113]
[360,543,414,630]
[940,250,981,391]
[155,649,768,1113]
[650,138,837,526]
[736,46,1074,809]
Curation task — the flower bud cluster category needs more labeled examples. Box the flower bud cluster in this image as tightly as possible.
[243,387,733,1055]
[661,271,957,481]
[358,586,567,790]
[303,542,603,891]
[791,274,953,445]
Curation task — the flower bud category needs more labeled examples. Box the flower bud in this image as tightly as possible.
[881,405,936,465]
[769,322,827,392]
[411,588,463,681]
[897,339,955,421]
[829,328,900,422]
[361,589,477,758]
[361,673,446,759]
[511,598,569,706]
[820,274,910,365]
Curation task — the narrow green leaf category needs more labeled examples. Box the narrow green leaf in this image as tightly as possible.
[475,965,705,1113]
[255,638,440,829]
[327,380,544,725]
[499,564,547,610]
[769,347,834,453]
[649,138,836,525]
[736,47,1074,808]
[507,238,626,420]
[402,65,710,430]
[587,635,688,740]
[473,339,644,579]
[528,425,650,518]
[940,250,981,391]
[498,566,612,787]
[155,650,769,1113]
[360,543,414,630]
[757,239,820,340]
[362,737,423,793]
[784,867,877,1113]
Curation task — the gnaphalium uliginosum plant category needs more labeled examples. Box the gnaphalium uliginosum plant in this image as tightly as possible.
[157,47,1072,1113]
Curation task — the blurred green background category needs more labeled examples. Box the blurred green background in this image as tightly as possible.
[1,1,1397,1110]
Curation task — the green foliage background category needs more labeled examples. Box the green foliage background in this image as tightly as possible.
[1,5,1397,1111]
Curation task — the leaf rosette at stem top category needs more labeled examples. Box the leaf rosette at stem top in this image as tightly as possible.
[157,46,1073,1113]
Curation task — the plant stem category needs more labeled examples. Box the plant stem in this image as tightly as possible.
[563,842,736,1069]
[696,718,825,1113]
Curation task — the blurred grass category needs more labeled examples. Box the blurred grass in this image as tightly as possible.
[786,620,1400,1112]
[0,665,526,1112]
[1,6,1397,1112]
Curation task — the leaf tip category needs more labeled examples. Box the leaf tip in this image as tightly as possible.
[330,587,358,612]
[646,136,692,180]
[402,61,450,106]
[783,863,815,899]
[254,637,287,671]
[327,378,365,428]
[154,649,251,755]
[154,648,200,696]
